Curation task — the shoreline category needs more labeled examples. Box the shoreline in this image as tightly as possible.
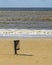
[0,29,52,37]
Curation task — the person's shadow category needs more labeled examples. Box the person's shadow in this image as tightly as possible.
[15,53,34,56]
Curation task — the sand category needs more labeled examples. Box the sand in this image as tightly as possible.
[0,38,52,65]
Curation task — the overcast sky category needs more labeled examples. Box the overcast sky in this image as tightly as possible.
[0,0,52,7]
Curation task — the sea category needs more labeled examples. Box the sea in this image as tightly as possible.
[0,8,52,38]
[0,8,52,11]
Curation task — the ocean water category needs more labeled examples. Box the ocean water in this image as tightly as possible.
[0,21,52,29]
[0,9,52,37]
[0,8,52,11]
[0,21,52,37]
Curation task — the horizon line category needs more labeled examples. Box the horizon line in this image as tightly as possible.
[0,7,52,11]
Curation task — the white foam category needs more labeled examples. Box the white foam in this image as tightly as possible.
[0,29,52,37]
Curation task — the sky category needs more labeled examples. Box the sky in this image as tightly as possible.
[0,0,52,7]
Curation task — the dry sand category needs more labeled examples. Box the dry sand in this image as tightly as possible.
[0,38,52,65]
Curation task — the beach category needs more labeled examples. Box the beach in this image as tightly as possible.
[0,38,52,65]
[0,10,52,65]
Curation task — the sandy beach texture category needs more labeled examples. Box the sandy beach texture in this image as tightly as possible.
[0,38,52,65]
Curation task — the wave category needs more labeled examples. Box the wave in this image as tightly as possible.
[0,29,52,38]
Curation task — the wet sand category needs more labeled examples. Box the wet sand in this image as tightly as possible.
[0,38,52,65]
